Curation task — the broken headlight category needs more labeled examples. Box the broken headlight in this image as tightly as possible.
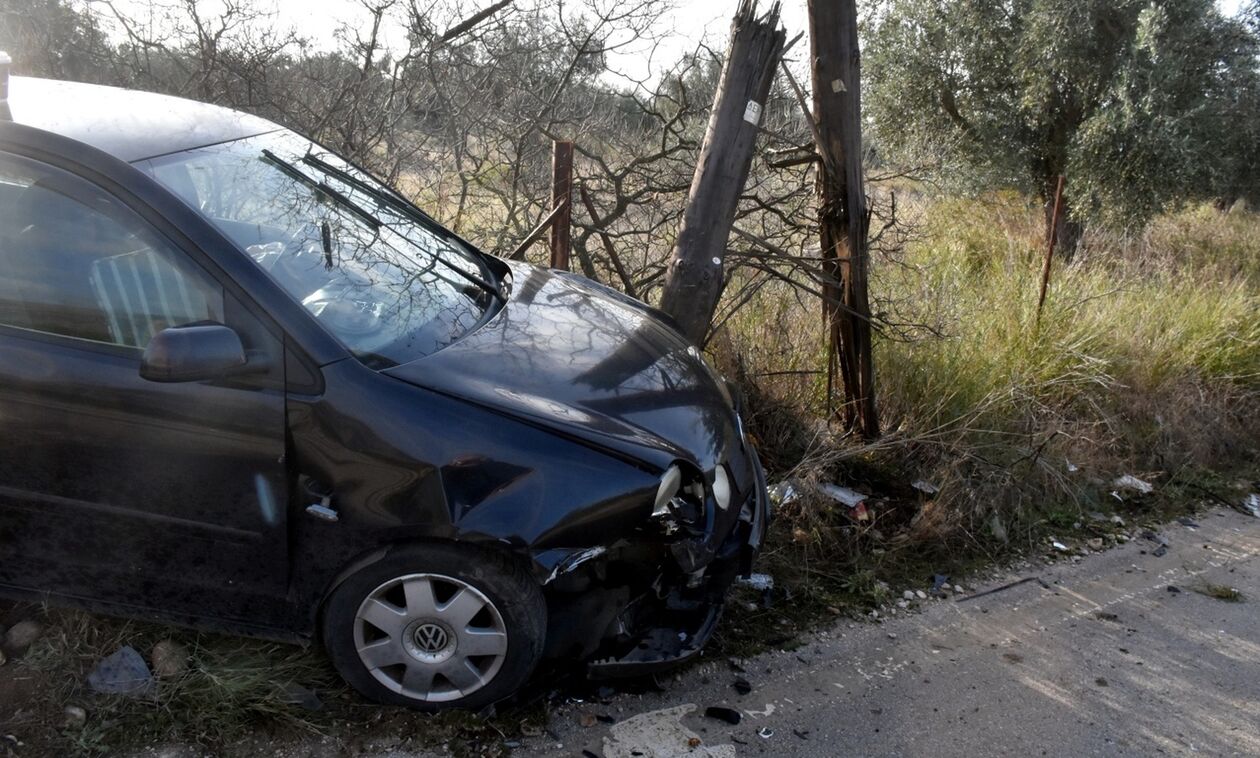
[652,464,707,535]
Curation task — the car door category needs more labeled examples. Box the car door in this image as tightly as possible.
[0,149,294,630]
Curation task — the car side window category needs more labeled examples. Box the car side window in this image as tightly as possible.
[0,152,224,349]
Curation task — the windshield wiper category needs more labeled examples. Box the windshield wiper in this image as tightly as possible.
[301,153,440,227]
[261,149,380,231]
[262,149,503,303]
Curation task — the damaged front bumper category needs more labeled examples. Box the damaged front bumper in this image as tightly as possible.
[581,447,770,677]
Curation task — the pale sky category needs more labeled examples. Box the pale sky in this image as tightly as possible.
[100,0,1248,86]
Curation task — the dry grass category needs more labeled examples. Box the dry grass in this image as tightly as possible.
[721,195,1260,590]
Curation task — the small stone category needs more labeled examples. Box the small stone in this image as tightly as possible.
[63,705,87,729]
[150,640,188,679]
[915,590,927,600]
[896,599,909,609]
[903,590,915,600]
[953,584,966,593]
[1087,538,1104,550]
[579,713,598,728]
[887,632,898,639]
[3,620,43,654]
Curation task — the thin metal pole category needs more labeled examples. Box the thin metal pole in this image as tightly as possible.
[1036,175,1066,323]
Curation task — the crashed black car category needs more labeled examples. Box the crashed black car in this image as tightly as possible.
[0,67,768,709]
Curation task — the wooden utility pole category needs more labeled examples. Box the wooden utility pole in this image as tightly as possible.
[550,140,574,270]
[809,0,878,438]
[658,0,785,344]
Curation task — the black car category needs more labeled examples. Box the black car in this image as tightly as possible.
[0,65,768,710]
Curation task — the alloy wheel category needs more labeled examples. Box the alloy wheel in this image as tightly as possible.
[353,573,509,703]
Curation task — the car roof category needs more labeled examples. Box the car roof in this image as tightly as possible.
[5,76,279,163]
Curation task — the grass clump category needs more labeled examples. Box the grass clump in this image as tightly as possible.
[1192,583,1245,602]
[724,194,1260,612]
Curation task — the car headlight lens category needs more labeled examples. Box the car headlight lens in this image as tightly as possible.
[654,464,682,516]
[712,465,732,511]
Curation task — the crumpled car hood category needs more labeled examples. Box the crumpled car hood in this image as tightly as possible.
[383,262,740,472]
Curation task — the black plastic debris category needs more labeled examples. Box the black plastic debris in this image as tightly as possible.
[1094,611,1120,622]
[1177,517,1200,528]
[758,727,775,739]
[1167,585,1182,593]
[931,574,949,594]
[1153,545,1168,557]
[704,706,742,725]
[733,678,753,695]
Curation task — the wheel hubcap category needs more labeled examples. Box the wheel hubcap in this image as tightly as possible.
[353,573,508,703]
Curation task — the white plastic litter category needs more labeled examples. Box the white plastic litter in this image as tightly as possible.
[818,483,866,508]
[738,573,775,591]
[767,481,801,507]
[1113,475,1154,494]
[1241,494,1260,518]
[912,480,940,495]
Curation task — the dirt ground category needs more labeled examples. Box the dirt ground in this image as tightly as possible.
[3,507,1259,757]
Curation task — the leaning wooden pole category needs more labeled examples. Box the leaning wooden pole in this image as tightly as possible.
[658,0,785,344]
[809,0,878,438]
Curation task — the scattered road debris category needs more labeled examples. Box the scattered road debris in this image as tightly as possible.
[930,575,949,594]
[818,483,870,520]
[1240,494,1260,518]
[87,646,155,697]
[767,481,800,508]
[275,682,322,711]
[1094,611,1120,622]
[704,706,742,725]
[1113,475,1154,495]
[757,727,775,739]
[732,678,752,696]
[1050,539,1070,552]
[602,704,735,758]
[818,483,865,507]
[955,576,1043,603]
[1066,460,1080,472]
[1177,517,1200,529]
[1167,585,1181,593]
[737,573,774,592]
[912,480,939,496]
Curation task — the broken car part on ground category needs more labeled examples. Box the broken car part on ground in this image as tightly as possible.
[0,72,768,711]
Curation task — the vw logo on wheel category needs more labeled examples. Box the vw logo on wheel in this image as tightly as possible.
[413,623,450,653]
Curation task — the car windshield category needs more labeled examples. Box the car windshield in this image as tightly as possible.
[141,131,500,367]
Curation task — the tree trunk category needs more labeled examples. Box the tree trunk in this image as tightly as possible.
[657,0,785,345]
[810,0,879,439]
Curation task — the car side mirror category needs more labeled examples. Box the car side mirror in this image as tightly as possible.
[140,324,248,383]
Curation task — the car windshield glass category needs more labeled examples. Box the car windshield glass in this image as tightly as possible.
[142,131,499,367]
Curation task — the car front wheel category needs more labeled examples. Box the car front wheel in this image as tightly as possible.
[322,543,546,710]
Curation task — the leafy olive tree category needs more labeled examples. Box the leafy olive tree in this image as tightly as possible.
[865,0,1260,249]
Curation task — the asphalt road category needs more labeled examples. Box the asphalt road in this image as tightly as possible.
[523,508,1260,758]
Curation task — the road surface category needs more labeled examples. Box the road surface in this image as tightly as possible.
[524,507,1260,757]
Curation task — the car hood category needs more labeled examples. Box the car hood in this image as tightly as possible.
[383,262,740,473]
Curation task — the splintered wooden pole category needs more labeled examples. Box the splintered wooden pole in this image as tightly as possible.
[810,0,878,438]
[1036,174,1066,323]
[550,140,573,271]
[658,0,785,344]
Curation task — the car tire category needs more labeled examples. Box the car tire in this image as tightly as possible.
[322,542,546,711]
